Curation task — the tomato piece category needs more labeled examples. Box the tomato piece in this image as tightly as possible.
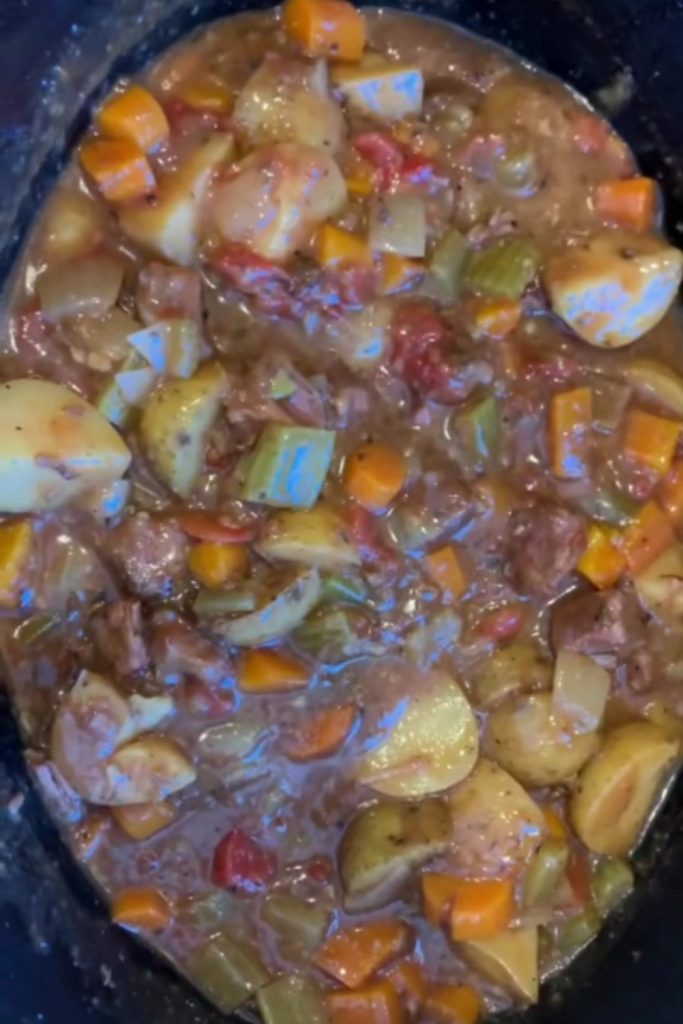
[211,828,277,895]
[306,856,334,885]
[178,511,256,544]
[400,152,446,187]
[391,299,461,400]
[353,132,404,190]
[477,604,525,641]
[211,243,297,317]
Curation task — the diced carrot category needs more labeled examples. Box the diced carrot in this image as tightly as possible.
[0,520,32,607]
[344,443,408,511]
[425,545,468,601]
[379,253,423,295]
[549,387,593,479]
[566,846,591,906]
[421,873,462,926]
[283,0,366,61]
[177,512,256,543]
[176,77,233,113]
[111,886,172,932]
[617,500,674,576]
[449,878,515,942]
[476,477,519,518]
[424,984,484,1024]
[594,177,657,233]
[577,523,626,589]
[472,297,522,339]
[317,224,372,268]
[543,806,569,843]
[346,166,375,197]
[282,705,356,762]
[660,460,683,523]
[112,801,176,841]
[314,920,411,989]
[187,542,249,588]
[385,962,428,1015]
[239,649,310,693]
[79,139,155,204]
[97,85,169,152]
[624,409,681,476]
[327,981,406,1024]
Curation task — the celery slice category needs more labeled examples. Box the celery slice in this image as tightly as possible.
[319,572,368,607]
[591,857,634,917]
[556,908,601,957]
[186,932,269,1014]
[464,237,541,298]
[194,587,259,617]
[430,227,468,299]
[453,394,499,471]
[522,838,569,908]
[242,425,336,509]
[260,894,331,959]
[257,974,330,1024]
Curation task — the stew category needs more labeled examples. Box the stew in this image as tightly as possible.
[3,3,683,1021]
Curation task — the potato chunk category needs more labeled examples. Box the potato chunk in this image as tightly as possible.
[210,143,347,261]
[544,231,683,347]
[258,505,360,569]
[332,54,423,121]
[461,927,539,1003]
[339,798,450,911]
[634,543,683,625]
[571,723,679,856]
[0,379,131,513]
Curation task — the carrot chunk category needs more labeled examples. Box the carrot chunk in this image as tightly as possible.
[112,801,176,841]
[282,705,356,762]
[578,523,626,589]
[112,886,172,932]
[97,85,169,152]
[449,877,515,942]
[344,443,407,510]
[472,297,522,338]
[327,981,406,1024]
[424,984,484,1024]
[283,0,366,61]
[595,177,657,232]
[549,387,593,479]
[188,542,249,588]
[317,224,372,267]
[421,873,462,926]
[239,649,310,694]
[79,139,155,203]
[624,409,681,476]
[385,962,428,1015]
[426,545,468,600]
[315,920,411,989]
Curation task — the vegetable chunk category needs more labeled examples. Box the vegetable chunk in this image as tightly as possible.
[242,425,335,508]
[332,55,424,121]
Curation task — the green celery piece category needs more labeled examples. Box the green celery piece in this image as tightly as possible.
[186,932,269,1014]
[319,572,368,607]
[260,894,331,958]
[242,424,336,509]
[463,237,541,298]
[429,227,468,299]
[257,974,329,1024]
[194,587,259,617]
[454,394,499,470]
[591,857,634,917]
[522,838,569,909]
[270,370,298,400]
[556,908,601,957]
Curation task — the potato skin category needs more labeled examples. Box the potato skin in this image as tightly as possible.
[258,505,360,570]
[571,722,679,856]
[486,692,600,787]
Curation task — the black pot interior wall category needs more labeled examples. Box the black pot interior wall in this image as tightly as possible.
[1,2,683,1022]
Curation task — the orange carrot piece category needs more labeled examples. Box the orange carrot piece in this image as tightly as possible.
[624,409,681,476]
[421,873,463,926]
[594,177,657,232]
[97,85,169,152]
[344,443,408,511]
[317,224,372,268]
[379,253,423,295]
[618,500,675,576]
[282,704,356,762]
[543,806,569,843]
[283,0,366,61]
[327,981,406,1024]
[549,387,593,479]
[177,512,255,543]
[425,545,468,601]
[111,886,172,932]
[577,523,626,589]
[239,649,310,694]
[660,460,683,523]
[187,542,249,588]
[314,920,411,989]
[112,801,176,841]
[79,139,155,204]
[472,297,522,339]
[449,878,515,942]
[177,77,233,113]
[385,962,428,1015]
[424,984,484,1024]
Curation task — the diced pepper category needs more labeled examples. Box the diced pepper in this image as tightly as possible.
[594,177,657,233]
[453,395,500,472]
[449,878,515,942]
[385,962,427,1015]
[316,224,372,268]
[660,460,683,523]
[624,408,681,476]
[327,981,405,1024]
[578,522,626,589]
[282,705,356,762]
[380,253,423,295]
[422,873,462,926]
[426,545,468,601]
[463,238,541,299]
[178,512,256,544]
[239,649,310,694]
[96,85,169,152]
[111,886,172,932]
[471,297,522,338]
[112,801,176,841]
[343,442,407,511]
[211,828,277,895]
[618,499,675,576]
[242,425,336,509]
[0,520,32,607]
[424,984,484,1024]
[550,387,593,479]
[176,77,233,113]
[79,139,155,204]
[283,0,366,61]
[314,920,410,989]
[188,542,249,588]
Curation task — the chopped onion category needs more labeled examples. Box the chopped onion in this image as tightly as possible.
[128,319,202,379]
[552,648,610,732]
[115,367,159,405]
[324,301,392,370]
[36,256,124,320]
[369,192,427,258]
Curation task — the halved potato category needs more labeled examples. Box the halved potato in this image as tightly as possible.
[634,543,683,625]
[472,642,552,710]
[257,505,360,570]
[332,54,424,121]
[0,379,131,513]
[486,692,600,787]
[448,759,545,877]
[570,722,679,856]
[355,670,479,798]
[216,568,321,646]
[120,134,233,265]
[139,361,228,497]
[339,798,450,911]
[461,927,539,1003]
[107,735,197,805]
[544,231,683,348]
[210,143,347,261]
